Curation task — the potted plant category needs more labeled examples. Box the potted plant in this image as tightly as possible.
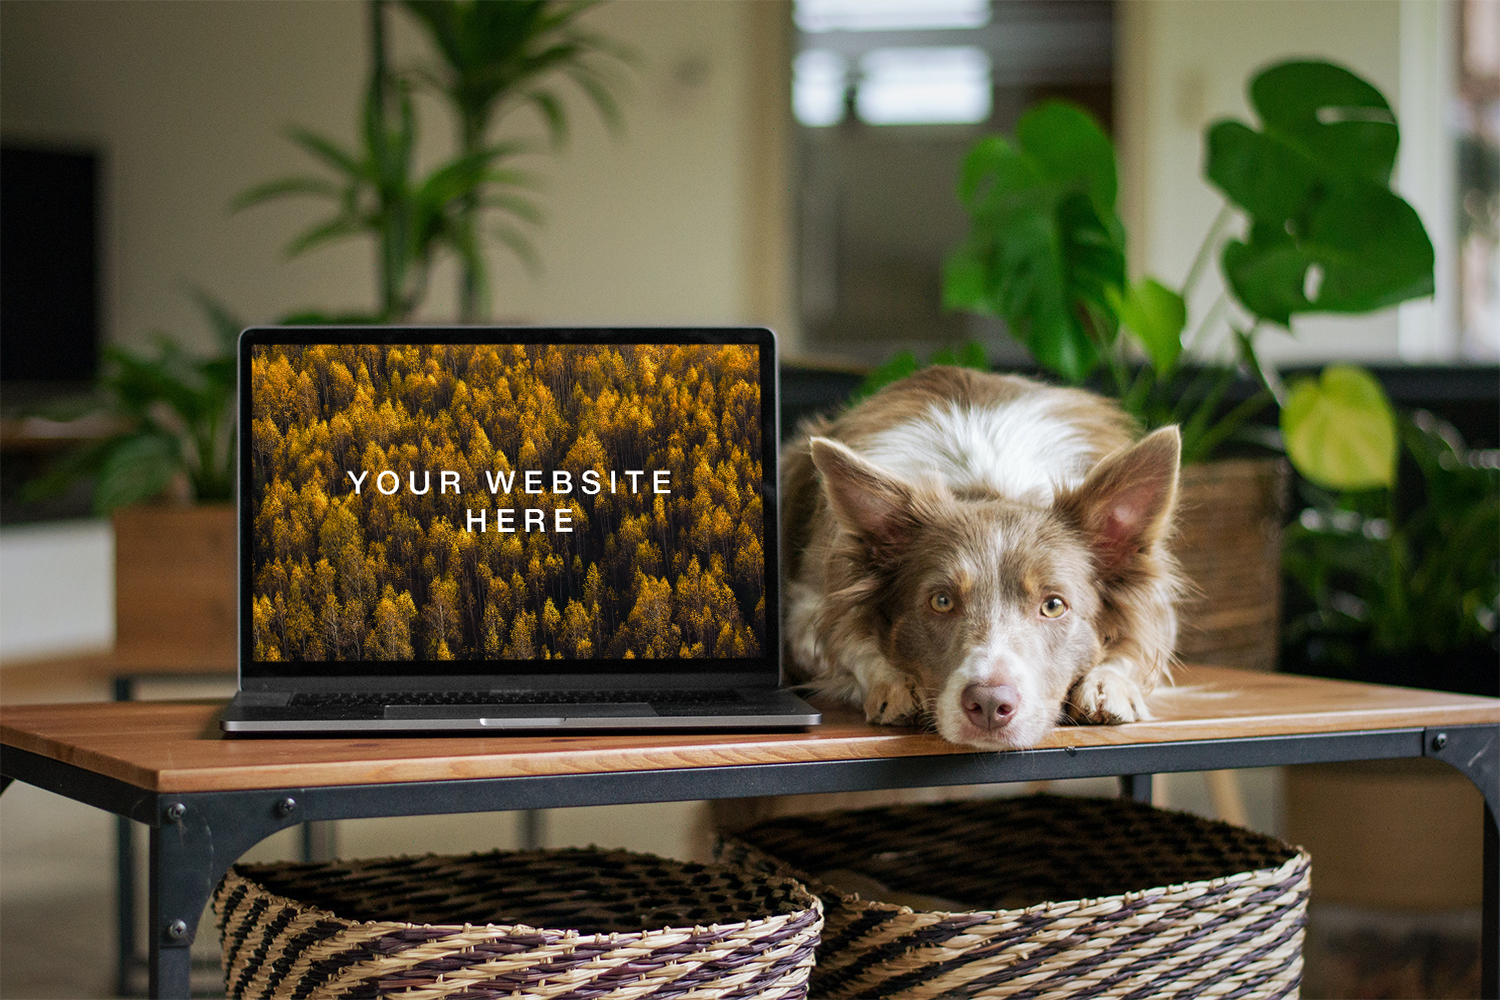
[1282,411,1498,695]
[23,296,241,668]
[235,0,631,324]
[936,59,1435,671]
[399,0,632,320]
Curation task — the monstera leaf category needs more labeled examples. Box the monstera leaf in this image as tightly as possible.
[944,101,1125,383]
[1109,277,1186,376]
[1206,61,1434,327]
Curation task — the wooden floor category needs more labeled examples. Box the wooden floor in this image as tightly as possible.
[4,665,1498,794]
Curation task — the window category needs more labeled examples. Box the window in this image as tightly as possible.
[792,0,1115,361]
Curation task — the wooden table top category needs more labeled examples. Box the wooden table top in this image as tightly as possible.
[2,666,1497,794]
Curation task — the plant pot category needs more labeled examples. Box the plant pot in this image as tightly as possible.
[1173,457,1290,672]
[112,503,236,669]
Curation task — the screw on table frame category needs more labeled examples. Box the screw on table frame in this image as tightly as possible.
[110,676,332,997]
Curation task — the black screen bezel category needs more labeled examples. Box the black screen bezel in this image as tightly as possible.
[238,325,780,680]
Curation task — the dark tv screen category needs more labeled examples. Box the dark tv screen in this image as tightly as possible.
[1,144,100,384]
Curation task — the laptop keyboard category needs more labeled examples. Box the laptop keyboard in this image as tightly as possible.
[288,689,747,709]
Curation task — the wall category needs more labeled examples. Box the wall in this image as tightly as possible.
[1116,0,1453,365]
[0,0,794,355]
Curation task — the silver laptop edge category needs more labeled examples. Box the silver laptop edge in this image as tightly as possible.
[225,326,818,734]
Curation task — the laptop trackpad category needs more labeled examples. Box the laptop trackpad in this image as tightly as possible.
[384,703,657,723]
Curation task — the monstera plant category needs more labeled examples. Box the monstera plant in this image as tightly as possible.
[942,59,1434,490]
[932,58,1438,676]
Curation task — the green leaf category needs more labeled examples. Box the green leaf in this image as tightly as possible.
[1013,100,1117,210]
[277,310,384,325]
[1205,60,1434,328]
[20,434,122,503]
[285,214,364,258]
[491,222,542,274]
[1110,278,1185,374]
[283,127,366,180]
[955,340,988,370]
[92,433,182,514]
[942,101,1124,384]
[229,176,340,212]
[187,289,245,354]
[1251,61,1398,186]
[1281,365,1397,489]
[853,352,919,401]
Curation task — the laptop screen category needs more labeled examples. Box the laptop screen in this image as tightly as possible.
[239,328,778,678]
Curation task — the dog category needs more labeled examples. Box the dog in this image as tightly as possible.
[781,366,1183,750]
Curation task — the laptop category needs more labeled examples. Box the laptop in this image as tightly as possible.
[221,326,820,734]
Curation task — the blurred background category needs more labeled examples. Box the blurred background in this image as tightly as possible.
[1,1,1496,997]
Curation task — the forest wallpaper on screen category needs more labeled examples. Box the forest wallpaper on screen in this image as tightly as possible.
[249,343,766,662]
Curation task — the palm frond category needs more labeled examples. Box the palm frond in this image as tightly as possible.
[285,214,364,257]
[285,127,365,178]
[230,176,341,212]
[491,222,542,275]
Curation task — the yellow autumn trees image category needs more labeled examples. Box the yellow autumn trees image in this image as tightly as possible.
[249,343,766,662]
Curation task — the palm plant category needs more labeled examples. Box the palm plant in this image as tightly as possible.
[233,0,545,322]
[399,0,633,320]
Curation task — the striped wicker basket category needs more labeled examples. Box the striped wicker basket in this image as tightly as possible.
[717,795,1310,1000]
[212,846,823,1000]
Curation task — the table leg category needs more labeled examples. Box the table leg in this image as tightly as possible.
[1117,773,1152,803]
[147,825,192,1000]
[520,808,546,849]
[1484,799,1497,1000]
[139,788,335,999]
[117,814,138,997]
[113,676,138,997]
[300,819,338,862]
[1423,724,1498,998]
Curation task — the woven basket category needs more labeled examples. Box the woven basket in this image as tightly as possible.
[1175,457,1289,672]
[212,847,823,1000]
[718,795,1310,999]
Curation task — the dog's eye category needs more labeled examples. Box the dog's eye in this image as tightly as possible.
[1040,596,1068,618]
[929,592,955,613]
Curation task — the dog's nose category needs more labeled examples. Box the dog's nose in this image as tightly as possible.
[961,683,1019,731]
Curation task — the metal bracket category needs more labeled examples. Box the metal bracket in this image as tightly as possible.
[1424,724,1499,815]
[1424,724,1499,1000]
[146,789,316,997]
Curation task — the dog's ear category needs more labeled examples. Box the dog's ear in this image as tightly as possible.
[1056,426,1180,575]
[809,437,919,561]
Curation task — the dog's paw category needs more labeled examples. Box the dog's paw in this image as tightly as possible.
[863,672,922,725]
[1066,664,1149,724]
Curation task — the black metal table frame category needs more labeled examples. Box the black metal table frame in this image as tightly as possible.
[3,723,1497,999]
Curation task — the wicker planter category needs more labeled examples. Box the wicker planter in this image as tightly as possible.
[212,847,823,1000]
[719,796,1310,999]
[1174,458,1290,672]
[112,503,236,669]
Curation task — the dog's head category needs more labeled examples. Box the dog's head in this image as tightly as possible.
[809,426,1180,749]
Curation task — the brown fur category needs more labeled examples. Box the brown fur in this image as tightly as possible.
[782,367,1182,750]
